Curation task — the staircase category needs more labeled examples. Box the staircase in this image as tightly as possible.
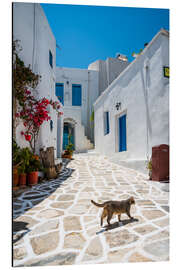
[76,123,94,151]
[84,135,94,150]
[62,107,94,152]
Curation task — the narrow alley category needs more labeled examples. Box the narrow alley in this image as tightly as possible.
[13,152,169,266]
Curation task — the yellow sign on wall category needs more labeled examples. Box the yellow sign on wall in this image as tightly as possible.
[164,66,169,78]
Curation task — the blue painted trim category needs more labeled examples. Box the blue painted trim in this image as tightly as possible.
[119,114,127,152]
[49,50,53,68]
[104,111,110,135]
[72,84,82,106]
[56,83,64,105]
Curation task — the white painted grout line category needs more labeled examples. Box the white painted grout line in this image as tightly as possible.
[13,153,169,266]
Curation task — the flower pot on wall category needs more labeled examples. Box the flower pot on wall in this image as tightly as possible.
[19,173,27,187]
[28,171,38,186]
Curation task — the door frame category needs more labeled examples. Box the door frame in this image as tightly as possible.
[63,118,76,150]
[115,109,127,153]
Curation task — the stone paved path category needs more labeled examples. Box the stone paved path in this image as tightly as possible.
[13,153,169,266]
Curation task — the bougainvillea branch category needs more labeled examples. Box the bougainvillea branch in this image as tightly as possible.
[13,40,63,153]
[15,88,63,153]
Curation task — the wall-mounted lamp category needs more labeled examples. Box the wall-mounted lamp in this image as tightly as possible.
[50,120,53,132]
[115,102,121,110]
[66,81,69,85]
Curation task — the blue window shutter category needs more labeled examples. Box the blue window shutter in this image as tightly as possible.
[106,112,109,134]
[119,114,127,152]
[56,83,64,105]
[104,111,110,135]
[72,84,82,106]
[49,50,53,68]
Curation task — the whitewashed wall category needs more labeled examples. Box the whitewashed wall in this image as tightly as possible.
[56,67,99,144]
[88,57,129,95]
[94,31,169,173]
[13,3,62,157]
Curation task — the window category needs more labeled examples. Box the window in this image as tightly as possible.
[56,83,64,105]
[72,84,82,106]
[104,111,110,135]
[49,50,53,68]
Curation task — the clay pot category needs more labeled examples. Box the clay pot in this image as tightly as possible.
[62,152,72,159]
[33,155,39,160]
[13,167,19,187]
[19,173,27,187]
[28,171,38,186]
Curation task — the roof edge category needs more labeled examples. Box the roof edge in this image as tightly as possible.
[94,28,169,108]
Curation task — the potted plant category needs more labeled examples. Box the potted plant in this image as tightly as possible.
[27,156,42,186]
[12,139,22,188]
[18,147,32,187]
[62,134,74,159]
[18,163,27,187]
[62,143,74,159]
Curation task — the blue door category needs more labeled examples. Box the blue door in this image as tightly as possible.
[63,125,69,150]
[119,114,127,152]
[63,124,75,150]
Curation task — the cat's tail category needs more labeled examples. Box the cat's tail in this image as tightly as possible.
[91,200,106,208]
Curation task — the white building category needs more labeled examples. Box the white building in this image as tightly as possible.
[13,3,63,158]
[13,3,129,156]
[13,3,169,173]
[56,57,130,153]
[94,29,169,173]
[56,67,98,153]
[88,55,129,95]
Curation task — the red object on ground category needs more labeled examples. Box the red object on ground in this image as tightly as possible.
[19,173,27,187]
[152,144,169,182]
[28,171,38,186]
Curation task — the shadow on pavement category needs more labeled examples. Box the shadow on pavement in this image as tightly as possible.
[96,218,139,235]
[13,160,75,220]
[13,221,31,244]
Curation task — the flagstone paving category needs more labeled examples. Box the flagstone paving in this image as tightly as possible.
[13,153,169,266]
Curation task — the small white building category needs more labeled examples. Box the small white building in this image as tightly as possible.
[56,67,98,153]
[94,29,169,173]
[88,55,129,96]
[13,3,63,158]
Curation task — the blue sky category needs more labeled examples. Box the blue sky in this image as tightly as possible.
[41,3,169,69]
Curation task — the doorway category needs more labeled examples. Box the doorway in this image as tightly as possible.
[63,122,75,150]
[118,114,127,152]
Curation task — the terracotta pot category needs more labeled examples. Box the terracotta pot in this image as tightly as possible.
[62,152,73,159]
[13,167,19,187]
[19,173,27,187]
[28,171,38,186]
[33,155,39,160]
[62,154,72,159]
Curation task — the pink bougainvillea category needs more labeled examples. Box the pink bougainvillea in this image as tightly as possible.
[15,89,63,153]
